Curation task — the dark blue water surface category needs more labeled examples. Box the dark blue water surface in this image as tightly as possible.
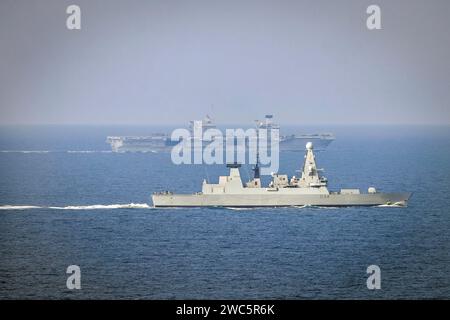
[0,125,449,299]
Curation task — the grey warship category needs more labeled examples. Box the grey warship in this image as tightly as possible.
[106,115,335,153]
[152,142,411,207]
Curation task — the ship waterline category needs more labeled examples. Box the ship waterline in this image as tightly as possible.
[152,193,411,207]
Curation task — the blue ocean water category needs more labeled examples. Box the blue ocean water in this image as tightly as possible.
[0,125,449,299]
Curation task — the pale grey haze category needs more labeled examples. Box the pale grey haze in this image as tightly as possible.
[0,0,449,125]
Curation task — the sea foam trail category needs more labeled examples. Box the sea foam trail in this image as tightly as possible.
[0,205,42,210]
[0,203,152,210]
[377,203,406,208]
[0,150,50,154]
[66,150,113,154]
[0,150,113,154]
[50,203,151,210]
[225,207,259,211]
[0,150,164,154]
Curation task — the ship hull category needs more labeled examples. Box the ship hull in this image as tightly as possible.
[152,192,411,207]
[107,136,334,153]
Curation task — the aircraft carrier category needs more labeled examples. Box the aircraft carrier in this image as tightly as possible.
[106,115,335,153]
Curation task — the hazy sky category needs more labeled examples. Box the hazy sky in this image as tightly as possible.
[0,0,449,125]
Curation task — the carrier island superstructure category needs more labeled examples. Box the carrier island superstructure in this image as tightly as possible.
[151,142,411,207]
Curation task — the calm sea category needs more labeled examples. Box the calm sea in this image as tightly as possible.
[0,125,449,299]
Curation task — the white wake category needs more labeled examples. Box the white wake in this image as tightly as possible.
[0,203,152,210]
[0,150,50,154]
[0,150,113,154]
[377,202,407,208]
[225,207,259,211]
[0,205,42,210]
[66,150,113,154]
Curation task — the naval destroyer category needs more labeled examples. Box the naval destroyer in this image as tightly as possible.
[106,115,335,153]
[152,142,411,207]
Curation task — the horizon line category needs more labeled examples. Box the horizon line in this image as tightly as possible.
[0,122,450,127]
